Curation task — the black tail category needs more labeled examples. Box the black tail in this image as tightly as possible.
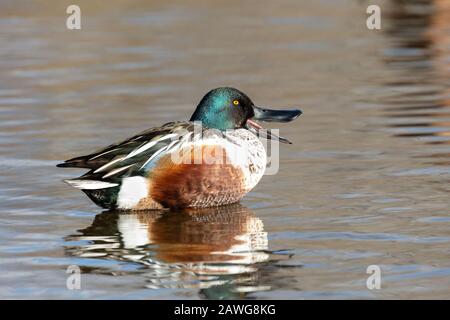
[56,162,76,168]
[56,156,94,169]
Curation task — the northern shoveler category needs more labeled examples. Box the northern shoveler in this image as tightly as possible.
[57,87,302,210]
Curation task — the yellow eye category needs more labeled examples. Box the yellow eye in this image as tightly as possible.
[233,100,239,106]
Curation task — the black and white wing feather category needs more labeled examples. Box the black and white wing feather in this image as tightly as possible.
[58,121,194,188]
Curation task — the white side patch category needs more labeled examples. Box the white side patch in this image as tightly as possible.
[64,179,119,190]
[116,176,148,209]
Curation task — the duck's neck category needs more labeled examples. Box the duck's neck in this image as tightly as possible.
[190,109,234,131]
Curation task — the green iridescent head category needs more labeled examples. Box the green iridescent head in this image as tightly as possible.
[190,87,255,130]
[190,87,302,143]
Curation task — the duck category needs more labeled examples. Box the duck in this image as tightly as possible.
[57,87,302,210]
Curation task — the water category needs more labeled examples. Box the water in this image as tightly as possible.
[0,0,449,299]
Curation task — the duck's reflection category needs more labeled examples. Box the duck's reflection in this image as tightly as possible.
[120,208,268,265]
[66,204,272,297]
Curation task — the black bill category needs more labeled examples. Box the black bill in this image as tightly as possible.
[253,106,302,123]
[246,106,302,144]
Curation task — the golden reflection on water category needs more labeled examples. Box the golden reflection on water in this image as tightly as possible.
[66,204,274,296]
[383,0,450,158]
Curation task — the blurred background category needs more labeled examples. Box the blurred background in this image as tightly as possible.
[0,0,449,299]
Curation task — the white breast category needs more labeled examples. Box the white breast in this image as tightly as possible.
[223,129,267,191]
[170,128,267,191]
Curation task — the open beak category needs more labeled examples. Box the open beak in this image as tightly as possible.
[246,106,302,144]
